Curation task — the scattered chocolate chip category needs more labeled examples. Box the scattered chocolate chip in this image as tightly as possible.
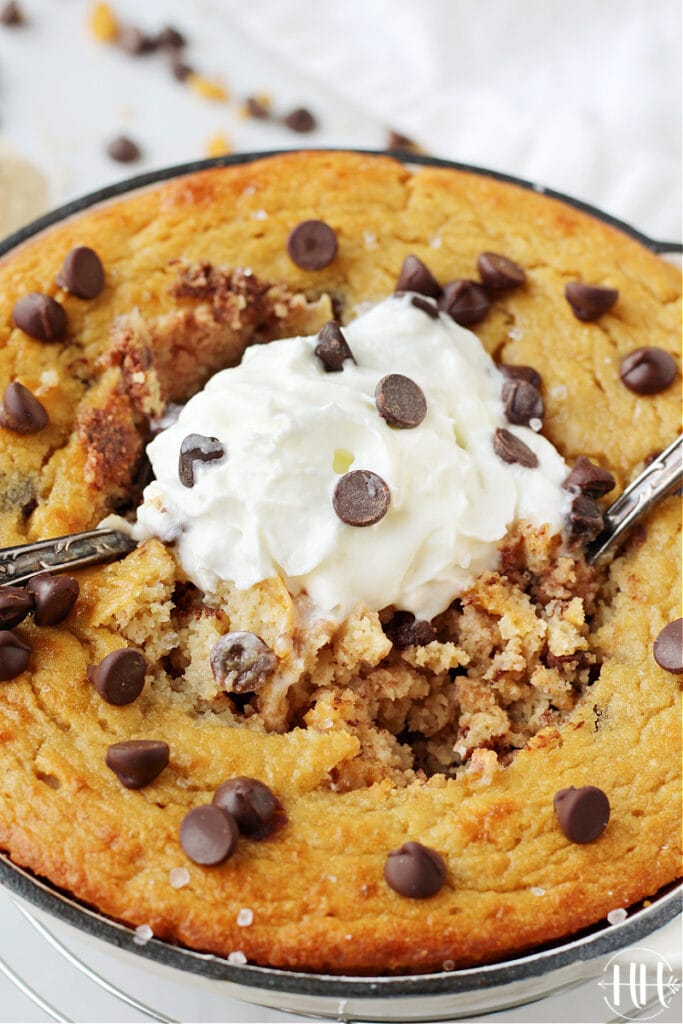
[314,321,355,371]
[502,379,544,426]
[653,619,683,674]
[333,470,391,527]
[0,630,30,681]
[565,282,618,321]
[0,382,49,434]
[283,106,317,133]
[169,55,193,81]
[375,374,427,429]
[210,632,277,693]
[12,293,67,342]
[105,740,170,789]
[27,573,79,626]
[384,841,446,898]
[56,246,105,300]
[438,279,490,327]
[156,25,185,49]
[287,220,338,271]
[566,493,604,542]
[477,252,526,291]
[500,364,542,390]
[0,2,23,26]
[0,587,34,630]
[106,135,142,163]
[619,347,676,395]
[563,456,616,498]
[410,295,439,318]
[395,255,442,299]
[213,777,278,837]
[492,428,538,468]
[180,805,239,866]
[88,648,147,706]
[178,433,224,488]
[553,785,610,843]
[118,25,155,55]
[245,96,270,119]
[386,129,417,151]
[383,612,435,649]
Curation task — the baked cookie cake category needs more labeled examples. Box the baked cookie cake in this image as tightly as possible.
[0,151,680,973]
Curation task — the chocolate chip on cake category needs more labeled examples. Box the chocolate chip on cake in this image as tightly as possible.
[0,2,23,26]
[384,841,447,898]
[500,364,543,390]
[105,740,170,789]
[554,785,610,843]
[106,135,142,163]
[619,347,676,395]
[565,282,618,321]
[56,246,105,299]
[410,295,439,318]
[0,382,49,434]
[314,321,355,371]
[383,611,436,649]
[477,252,526,291]
[375,374,427,429]
[27,573,79,626]
[287,220,338,271]
[0,587,34,630]
[333,470,391,527]
[438,280,490,327]
[12,293,67,342]
[213,777,278,837]
[492,428,538,468]
[395,255,442,298]
[0,630,30,681]
[210,632,277,693]
[180,805,239,866]
[566,493,604,542]
[502,379,544,427]
[653,619,683,674]
[178,433,224,488]
[283,107,317,133]
[88,648,147,705]
[563,456,616,498]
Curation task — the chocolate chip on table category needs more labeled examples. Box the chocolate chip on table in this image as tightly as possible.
[118,25,155,55]
[178,433,224,488]
[287,220,338,271]
[384,841,447,898]
[619,347,676,395]
[438,280,490,327]
[653,619,683,674]
[56,246,105,299]
[383,611,436,649]
[27,573,79,626]
[0,2,23,26]
[0,630,30,681]
[0,587,34,630]
[410,295,439,319]
[477,252,526,292]
[563,456,616,498]
[106,740,169,789]
[169,55,193,81]
[500,364,543,390]
[156,25,185,49]
[333,470,391,527]
[314,321,355,372]
[106,135,142,163]
[492,428,538,468]
[210,632,277,693]
[566,493,604,542]
[386,129,417,151]
[0,382,49,434]
[395,255,442,299]
[282,107,317,133]
[565,282,618,321]
[12,293,67,342]
[88,648,147,705]
[375,374,427,429]
[501,379,544,427]
[213,777,278,837]
[245,96,270,119]
[180,805,239,866]
[553,785,610,843]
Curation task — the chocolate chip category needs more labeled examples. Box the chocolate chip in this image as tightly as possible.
[500,364,542,390]
[106,135,142,163]
[213,777,278,837]
[619,347,676,395]
[502,379,544,426]
[653,619,683,674]
[386,129,417,151]
[156,25,185,49]
[383,612,435,649]
[12,293,67,342]
[88,648,147,705]
[169,55,193,81]
[210,632,277,693]
[438,280,490,327]
[178,433,224,488]
[105,740,170,789]
[0,630,30,681]
[0,2,23,26]
[553,785,610,843]
[27,573,79,626]
[410,295,439,319]
[566,493,604,542]
[118,25,155,55]
[563,456,615,498]
[384,841,446,898]
[314,321,355,372]
[0,382,49,434]
[375,374,427,429]
[0,587,34,630]
[492,428,538,468]
[245,96,270,119]
[333,470,391,527]
[283,107,317,133]
[287,220,338,271]
[395,255,442,299]
[565,282,618,321]
[180,805,239,866]
[56,246,105,299]
[477,252,526,291]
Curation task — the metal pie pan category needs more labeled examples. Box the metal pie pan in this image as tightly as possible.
[0,150,681,1021]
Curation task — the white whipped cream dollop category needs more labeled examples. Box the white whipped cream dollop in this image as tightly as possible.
[134,295,570,621]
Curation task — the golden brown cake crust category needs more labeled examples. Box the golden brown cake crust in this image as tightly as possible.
[0,152,680,972]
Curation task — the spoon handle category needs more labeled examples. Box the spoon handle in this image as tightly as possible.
[0,529,136,586]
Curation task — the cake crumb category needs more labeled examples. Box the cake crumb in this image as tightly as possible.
[607,908,627,925]
[188,74,229,102]
[170,866,190,889]
[89,2,118,42]
[133,924,153,945]
[228,950,248,965]
[237,908,254,927]
[205,133,232,158]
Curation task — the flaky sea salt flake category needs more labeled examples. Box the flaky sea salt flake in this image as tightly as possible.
[228,950,248,965]
[170,866,190,889]
[133,924,153,946]
[530,886,546,896]
[607,908,627,925]
[237,908,254,927]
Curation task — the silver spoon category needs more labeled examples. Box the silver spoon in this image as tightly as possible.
[0,437,680,586]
